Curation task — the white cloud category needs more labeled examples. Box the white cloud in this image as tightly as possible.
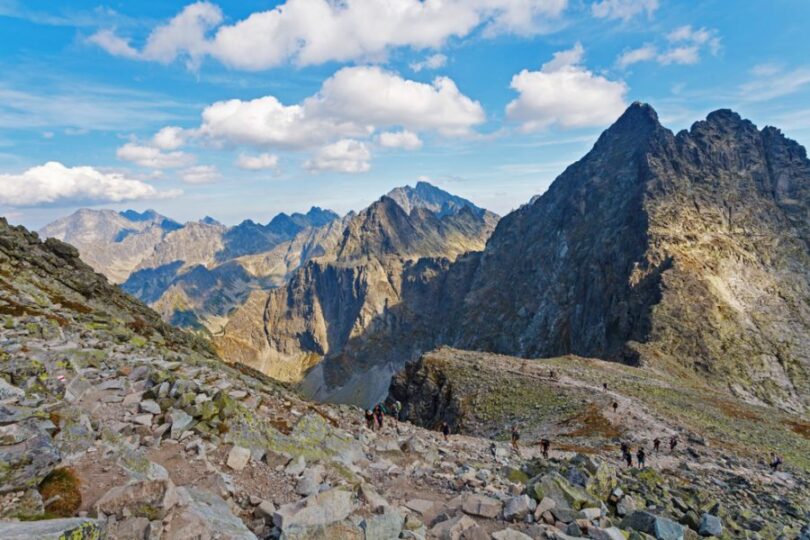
[236,153,279,170]
[193,65,484,152]
[180,165,220,184]
[740,65,810,102]
[617,44,657,68]
[378,130,423,150]
[410,53,448,72]
[591,0,658,21]
[116,142,195,169]
[152,126,187,150]
[506,43,628,131]
[616,25,720,68]
[90,0,568,71]
[0,161,178,206]
[305,140,371,173]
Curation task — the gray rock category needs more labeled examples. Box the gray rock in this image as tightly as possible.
[588,527,626,540]
[429,514,478,540]
[362,507,404,540]
[0,432,60,492]
[133,413,153,426]
[285,455,306,476]
[503,494,536,522]
[404,498,435,516]
[168,408,193,439]
[616,495,637,516]
[462,493,503,519]
[273,488,355,532]
[620,511,684,540]
[94,478,178,520]
[0,517,105,539]
[698,513,723,537]
[166,487,257,540]
[492,528,533,540]
[254,500,276,521]
[139,399,161,415]
[0,378,24,401]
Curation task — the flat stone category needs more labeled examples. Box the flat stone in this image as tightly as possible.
[404,498,435,516]
[588,526,626,540]
[139,399,161,415]
[0,378,24,401]
[254,500,276,520]
[133,414,153,426]
[429,514,478,540]
[273,488,355,532]
[616,494,637,516]
[0,432,60,492]
[166,487,257,540]
[493,528,533,540]
[462,493,503,519]
[98,378,125,391]
[168,408,193,439]
[362,507,404,540]
[621,511,685,540]
[0,518,105,539]
[227,446,251,471]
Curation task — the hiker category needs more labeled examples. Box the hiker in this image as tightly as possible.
[624,449,633,467]
[653,437,661,454]
[364,409,375,430]
[669,435,678,453]
[373,404,384,430]
[541,438,550,459]
[637,447,646,468]
[511,425,522,457]
[603,382,608,391]
[393,400,402,422]
[440,421,450,441]
[612,401,618,413]
[770,454,783,473]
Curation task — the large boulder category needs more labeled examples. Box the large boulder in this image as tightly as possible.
[0,517,105,539]
[361,507,404,539]
[621,510,685,540]
[94,478,178,520]
[429,514,479,540]
[273,488,356,533]
[462,493,503,519]
[527,472,598,510]
[503,495,536,522]
[698,513,723,537]
[0,432,60,493]
[166,487,257,540]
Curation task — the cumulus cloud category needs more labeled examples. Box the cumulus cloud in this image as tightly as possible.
[378,130,423,150]
[89,0,568,71]
[617,25,720,68]
[0,161,178,206]
[180,165,220,184]
[591,0,658,21]
[116,142,195,169]
[193,65,484,151]
[410,53,448,72]
[152,126,187,150]
[236,153,279,170]
[506,43,628,131]
[305,140,371,173]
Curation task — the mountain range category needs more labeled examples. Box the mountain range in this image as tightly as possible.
[221,103,809,413]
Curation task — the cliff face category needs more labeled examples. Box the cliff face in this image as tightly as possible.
[215,194,498,398]
[456,105,810,412]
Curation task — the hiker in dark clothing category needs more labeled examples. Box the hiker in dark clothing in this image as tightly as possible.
[511,425,522,457]
[637,447,646,467]
[603,383,608,391]
[541,438,550,459]
[620,442,629,456]
[440,421,450,441]
[624,449,633,467]
[612,401,618,413]
[364,409,375,430]
[653,438,661,454]
[770,454,783,473]
[669,435,678,453]
[373,405,384,430]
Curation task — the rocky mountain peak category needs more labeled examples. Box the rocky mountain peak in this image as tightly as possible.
[385,180,489,218]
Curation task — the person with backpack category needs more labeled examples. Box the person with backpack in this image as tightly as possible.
[669,435,678,453]
[440,421,450,441]
[540,438,550,459]
[653,437,661,454]
[373,404,384,430]
[637,447,646,468]
[770,453,783,473]
[364,409,375,430]
[511,425,522,457]
[393,400,402,422]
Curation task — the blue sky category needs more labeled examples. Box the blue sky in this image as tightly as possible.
[1,0,809,229]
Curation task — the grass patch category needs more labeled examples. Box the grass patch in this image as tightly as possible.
[787,421,810,440]
[38,468,81,517]
[560,404,623,439]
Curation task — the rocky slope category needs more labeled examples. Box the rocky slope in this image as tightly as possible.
[215,192,498,399]
[2,217,809,539]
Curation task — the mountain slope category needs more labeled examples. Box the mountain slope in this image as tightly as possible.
[39,209,181,284]
[214,193,498,392]
[456,104,810,412]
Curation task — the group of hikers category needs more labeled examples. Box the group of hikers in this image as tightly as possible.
[364,400,402,431]
[619,435,679,467]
